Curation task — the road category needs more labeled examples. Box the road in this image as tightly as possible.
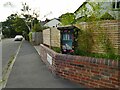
[2,38,21,70]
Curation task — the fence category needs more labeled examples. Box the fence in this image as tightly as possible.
[43,27,60,47]
[30,32,43,45]
[75,20,120,55]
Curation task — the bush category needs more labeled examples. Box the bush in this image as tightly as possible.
[51,47,61,53]
[74,50,120,60]
[74,20,119,60]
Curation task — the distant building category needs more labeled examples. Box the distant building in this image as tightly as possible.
[44,18,61,27]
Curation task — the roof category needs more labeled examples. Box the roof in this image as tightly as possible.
[40,21,46,26]
[74,1,88,13]
[44,19,61,27]
[57,25,76,30]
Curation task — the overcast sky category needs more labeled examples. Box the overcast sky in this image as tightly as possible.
[0,0,86,22]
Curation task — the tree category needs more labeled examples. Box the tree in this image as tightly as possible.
[2,14,19,38]
[59,13,75,25]
[13,16,29,34]
[2,2,42,39]
[32,22,43,32]
[20,3,40,31]
[16,3,41,40]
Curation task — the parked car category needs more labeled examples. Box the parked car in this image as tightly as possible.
[14,35,23,41]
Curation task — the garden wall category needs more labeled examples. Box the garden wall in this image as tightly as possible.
[40,44,120,88]
[75,20,120,55]
[43,27,60,47]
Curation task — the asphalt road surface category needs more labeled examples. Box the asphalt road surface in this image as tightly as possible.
[2,38,21,70]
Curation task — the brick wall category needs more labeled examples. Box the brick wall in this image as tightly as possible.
[40,44,120,88]
[75,20,120,55]
[43,27,60,47]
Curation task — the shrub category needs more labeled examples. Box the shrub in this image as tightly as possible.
[51,47,61,53]
[74,49,120,60]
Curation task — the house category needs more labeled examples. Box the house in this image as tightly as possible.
[44,18,61,27]
[40,18,51,26]
[73,0,120,55]
[74,0,120,21]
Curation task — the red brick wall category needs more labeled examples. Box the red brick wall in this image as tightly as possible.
[40,44,120,88]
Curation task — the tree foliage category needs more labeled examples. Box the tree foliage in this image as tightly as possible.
[20,3,40,31]
[32,22,43,32]
[13,16,29,34]
[59,13,75,25]
[2,14,20,38]
[2,2,43,39]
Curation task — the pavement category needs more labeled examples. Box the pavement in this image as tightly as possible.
[5,40,84,88]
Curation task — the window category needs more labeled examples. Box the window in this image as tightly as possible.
[113,0,120,9]
[63,34,70,40]
[62,33,73,40]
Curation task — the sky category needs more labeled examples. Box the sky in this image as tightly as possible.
[0,0,86,22]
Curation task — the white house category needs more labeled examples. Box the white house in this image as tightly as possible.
[44,18,61,27]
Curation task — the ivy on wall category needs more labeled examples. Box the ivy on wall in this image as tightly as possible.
[59,13,75,25]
